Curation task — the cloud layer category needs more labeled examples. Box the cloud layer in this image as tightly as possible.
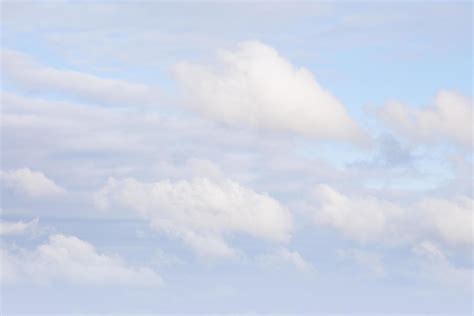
[2,49,160,106]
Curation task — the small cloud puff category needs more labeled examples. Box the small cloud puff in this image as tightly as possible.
[0,218,39,236]
[1,168,65,197]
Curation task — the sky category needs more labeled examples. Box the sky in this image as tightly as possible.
[0,1,473,315]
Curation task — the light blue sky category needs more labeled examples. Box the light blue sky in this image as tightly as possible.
[1,2,472,315]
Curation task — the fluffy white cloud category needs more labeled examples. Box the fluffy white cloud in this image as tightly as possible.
[1,49,160,106]
[256,248,315,273]
[378,90,473,146]
[309,184,473,247]
[1,234,162,287]
[1,168,65,197]
[175,41,366,143]
[0,218,39,236]
[95,177,292,258]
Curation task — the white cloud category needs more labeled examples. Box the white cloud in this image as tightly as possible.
[412,241,472,288]
[0,218,39,236]
[1,168,65,197]
[175,41,366,143]
[1,49,160,106]
[309,184,473,247]
[1,234,162,287]
[378,90,473,146]
[256,248,315,273]
[95,177,292,258]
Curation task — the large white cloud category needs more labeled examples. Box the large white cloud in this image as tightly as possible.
[1,234,162,287]
[1,168,65,197]
[1,49,160,106]
[309,184,473,247]
[377,90,473,147]
[175,41,366,143]
[95,177,292,258]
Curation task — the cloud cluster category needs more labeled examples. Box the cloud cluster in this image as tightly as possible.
[1,234,162,287]
[175,41,366,143]
[378,90,473,147]
[95,176,292,258]
[1,168,65,197]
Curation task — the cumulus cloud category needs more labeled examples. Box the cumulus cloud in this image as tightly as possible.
[0,218,39,236]
[1,234,162,287]
[256,248,315,273]
[95,177,292,258]
[1,49,160,106]
[309,184,473,247]
[377,90,473,147]
[1,168,65,197]
[175,41,366,143]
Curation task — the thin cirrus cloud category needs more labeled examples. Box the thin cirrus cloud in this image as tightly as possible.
[1,49,160,106]
[1,168,65,197]
[337,249,386,278]
[412,241,472,288]
[256,248,315,273]
[1,234,163,287]
[310,184,473,247]
[377,90,473,147]
[175,41,367,144]
[95,176,293,258]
